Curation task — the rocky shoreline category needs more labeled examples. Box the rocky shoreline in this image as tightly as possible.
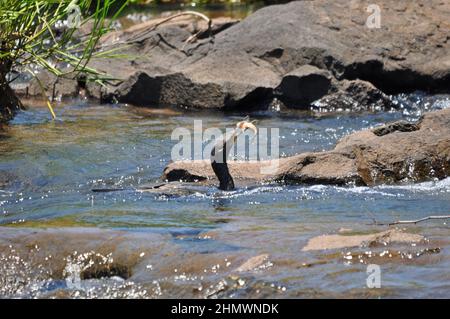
[12,0,450,111]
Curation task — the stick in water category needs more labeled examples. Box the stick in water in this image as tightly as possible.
[387,215,450,226]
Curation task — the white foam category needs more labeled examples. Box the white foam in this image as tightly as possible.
[164,177,450,201]
[377,177,450,193]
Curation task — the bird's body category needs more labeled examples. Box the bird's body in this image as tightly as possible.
[210,119,257,190]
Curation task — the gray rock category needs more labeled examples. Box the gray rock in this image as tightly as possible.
[15,71,81,101]
[312,79,394,111]
[106,71,274,110]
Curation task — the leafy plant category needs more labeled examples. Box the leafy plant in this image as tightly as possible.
[0,0,129,119]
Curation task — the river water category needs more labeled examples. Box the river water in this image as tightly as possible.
[0,92,449,298]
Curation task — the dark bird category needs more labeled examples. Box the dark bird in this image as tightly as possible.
[92,119,257,194]
[210,119,257,191]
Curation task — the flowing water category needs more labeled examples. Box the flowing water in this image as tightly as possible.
[0,92,449,298]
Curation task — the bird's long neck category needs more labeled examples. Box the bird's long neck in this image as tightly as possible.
[210,131,238,191]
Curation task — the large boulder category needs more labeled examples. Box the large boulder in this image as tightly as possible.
[163,108,450,186]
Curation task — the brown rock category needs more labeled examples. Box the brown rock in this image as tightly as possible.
[302,229,424,251]
[234,254,269,273]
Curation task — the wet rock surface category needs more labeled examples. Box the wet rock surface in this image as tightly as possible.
[372,120,420,136]
[302,229,424,251]
[0,225,446,298]
[164,108,450,186]
[0,171,13,189]
[312,79,394,112]
[233,254,270,273]
[13,0,450,110]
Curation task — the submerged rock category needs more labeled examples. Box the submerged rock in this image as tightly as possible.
[0,227,165,284]
[0,171,14,188]
[302,229,424,251]
[233,254,270,273]
[12,0,450,111]
[163,108,450,186]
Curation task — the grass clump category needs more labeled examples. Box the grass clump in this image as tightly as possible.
[0,0,129,120]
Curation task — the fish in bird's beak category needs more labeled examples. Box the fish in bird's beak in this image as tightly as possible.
[236,120,258,135]
[231,119,258,143]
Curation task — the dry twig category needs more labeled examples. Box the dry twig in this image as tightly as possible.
[125,11,212,45]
